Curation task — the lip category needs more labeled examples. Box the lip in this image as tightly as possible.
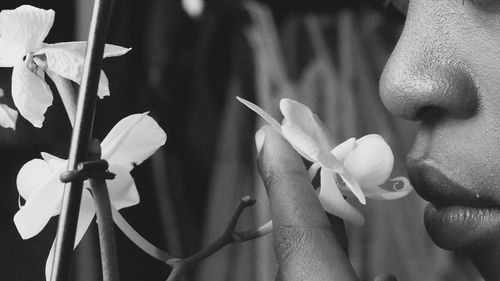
[407,158,497,208]
[407,158,500,250]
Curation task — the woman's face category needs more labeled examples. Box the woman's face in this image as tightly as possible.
[380,0,500,277]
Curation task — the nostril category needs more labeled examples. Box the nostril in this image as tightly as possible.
[416,106,445,126]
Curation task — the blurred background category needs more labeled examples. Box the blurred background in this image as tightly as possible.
[0,0,483,280]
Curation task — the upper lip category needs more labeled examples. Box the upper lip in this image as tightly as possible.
[407,158,498,208]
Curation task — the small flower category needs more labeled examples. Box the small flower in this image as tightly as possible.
[182,0,204,18]
[237,97,413,225]
[14,112,166,280]
[0,5,131,127]
[0,102,18,129]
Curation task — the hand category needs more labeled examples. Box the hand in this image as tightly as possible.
[256,126,397,281]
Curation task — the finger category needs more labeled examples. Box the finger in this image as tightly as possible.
[374,273,398,281]
[257,126,357,281]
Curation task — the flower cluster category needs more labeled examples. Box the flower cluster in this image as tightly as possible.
[16,112,166,279]
[238,97,413,225]
[0,5,166,280]
[0,5,130,128]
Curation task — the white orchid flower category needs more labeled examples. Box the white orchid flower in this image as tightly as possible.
[237,97,413,225]
[0,5,131,127]
[0,102,18,129]
[13,112,166,280]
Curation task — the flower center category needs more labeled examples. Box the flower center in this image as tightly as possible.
[22,52,41,74]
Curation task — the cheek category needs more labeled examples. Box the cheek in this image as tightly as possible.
[419,114,500,199]
[436,10,500,192]
[454,7,500,112]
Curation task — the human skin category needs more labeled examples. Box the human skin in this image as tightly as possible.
[381,0,500,279]
[257,0,500,280]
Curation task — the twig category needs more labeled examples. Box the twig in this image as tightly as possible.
[165,196,272,281]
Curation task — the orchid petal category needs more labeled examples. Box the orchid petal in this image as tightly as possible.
[44,191,96,281]
[281,120,322,162]
[97,70,110,98]
[37,42,130,98]
[40,152,66,168]
[343,134,394,187]
[236,96,282,134]
[336,168,366,205]
[101,113,167,170]
[330,138,356,161]
[17,153,65,199]
[237,97,324,163]
[279,98,334,149]
[281,120,344,170]
[317,168,364,225]
[106,164,140,210]
[0,37,23,66]
[74,190,96,246]
[14,157,65,239]
[363,177,413,200]
[0,5,54,52]
[11,61,53,127]
[39,41,131,58]
[45,241,55,281]
[307,162,321,181]
[35,47,82,83]
[0,103,18,129]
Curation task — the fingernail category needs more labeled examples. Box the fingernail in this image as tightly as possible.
[255,127,266,155]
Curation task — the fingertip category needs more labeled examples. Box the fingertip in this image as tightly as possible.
[256,125,329,229]
[258,125,302,170]
[257,125,308,193]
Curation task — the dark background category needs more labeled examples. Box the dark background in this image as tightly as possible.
[0,1,405,280]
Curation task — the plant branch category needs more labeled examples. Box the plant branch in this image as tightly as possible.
[90,176,120,281]
[165,196,272,281]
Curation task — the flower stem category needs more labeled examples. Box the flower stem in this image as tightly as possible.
[111,207,172,262]
[165,196,272,281]
[50,0,116,279]
[90,177,120,281]
[47,72,78,127]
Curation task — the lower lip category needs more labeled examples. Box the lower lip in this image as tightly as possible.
[424,203,500,250]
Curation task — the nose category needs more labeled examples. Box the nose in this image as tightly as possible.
[379,17,478,122]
